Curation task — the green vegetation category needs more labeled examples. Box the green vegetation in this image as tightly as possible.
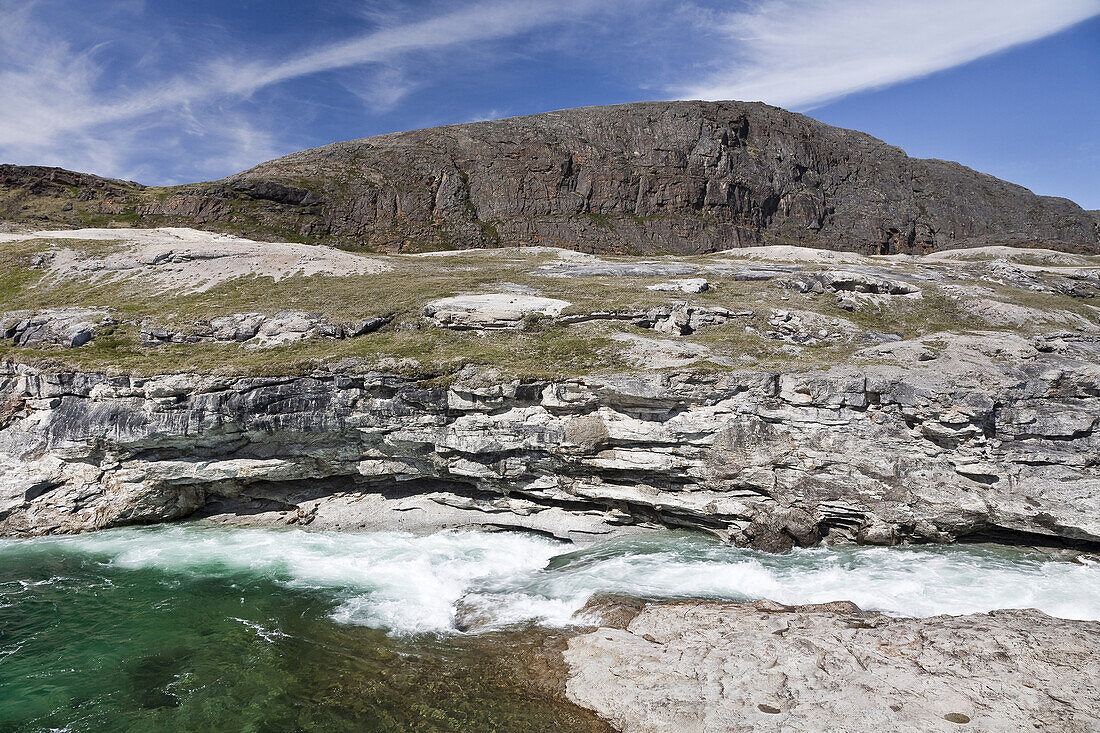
[582,212,616,230]
[0,233,1094,379]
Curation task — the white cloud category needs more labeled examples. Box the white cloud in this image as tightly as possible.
[2,0,1097,184]
[0,0,604,180]
[677,0,1100,108]
[0,0,600,142]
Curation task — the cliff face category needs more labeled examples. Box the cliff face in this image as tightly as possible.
[3,102,1098,254]
[2,331,1097,550]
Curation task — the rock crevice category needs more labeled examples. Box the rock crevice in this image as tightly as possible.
[1,344,1097,550]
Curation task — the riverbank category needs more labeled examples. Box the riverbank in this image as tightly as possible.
[1,230,1098,550]
[3,524,1098,731]
[1,229,1098,730]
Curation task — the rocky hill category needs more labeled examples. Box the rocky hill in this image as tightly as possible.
[3,101,1098,254]
[0,226,1097,547]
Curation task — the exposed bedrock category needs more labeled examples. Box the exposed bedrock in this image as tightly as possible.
[4,101,1098,254]
[564,600,1100,733]
[1,344,1097,550]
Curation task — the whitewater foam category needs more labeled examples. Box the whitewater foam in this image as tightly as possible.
[1,526,1097,635]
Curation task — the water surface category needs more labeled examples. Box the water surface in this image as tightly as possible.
[2,525,1097,731]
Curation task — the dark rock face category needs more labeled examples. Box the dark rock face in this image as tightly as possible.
[157,101,1100,253]
[3,102,1098,254]
[0,165,144,225]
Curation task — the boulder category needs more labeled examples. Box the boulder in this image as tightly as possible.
[0,308,115,348]
[646,278,709,293]
[423,294,571,330]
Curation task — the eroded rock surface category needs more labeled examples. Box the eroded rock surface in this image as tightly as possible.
[141,311,392,347]
[0,308,115,348]
[423,294,572,330]
[0,227,389,292]
[1,331,1097,549]
[563,600,1100,733]
[4,101,1097,254]
[647,278,709,293]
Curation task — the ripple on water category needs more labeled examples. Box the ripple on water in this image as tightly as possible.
[2,526,1099,635]
[1,526,1097,731]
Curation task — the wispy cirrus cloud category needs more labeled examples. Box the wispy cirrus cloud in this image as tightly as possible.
[0,0,608,181]
[676,0,1100,108]
[0,0,1097,187]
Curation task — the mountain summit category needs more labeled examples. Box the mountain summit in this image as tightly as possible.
[3,101,1098,254]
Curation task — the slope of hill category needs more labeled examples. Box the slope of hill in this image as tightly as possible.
[2,101,1098,254]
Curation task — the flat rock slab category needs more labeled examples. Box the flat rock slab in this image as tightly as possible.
[647,278,709,293]
[424,294,571,330]
[564,600,1100,733]
[536,262,699,278]
[1,227,390,292]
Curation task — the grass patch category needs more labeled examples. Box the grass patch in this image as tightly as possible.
[0,232,1093,378]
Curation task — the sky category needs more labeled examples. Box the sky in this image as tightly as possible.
[1,0,1097,208]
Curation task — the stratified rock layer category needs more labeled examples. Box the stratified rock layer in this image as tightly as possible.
[563,600,1100,733]
[4,101,1098,254]
[1,331,1097,549]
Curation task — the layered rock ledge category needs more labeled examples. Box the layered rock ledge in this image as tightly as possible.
[1,331,1097,549]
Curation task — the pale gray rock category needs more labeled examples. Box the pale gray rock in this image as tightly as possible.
[647,278,709,293]
[141,311,391,347]
[763,308,857,345]
[0,308,115,348]
[423,294,571,330]
[564,600,1100,733]
[0,330,1097,550]
[537,262,699,278]
[786,270,922,296]
[560,304,749,334]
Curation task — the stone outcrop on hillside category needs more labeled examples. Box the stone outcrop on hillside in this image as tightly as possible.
[141,311,392,347]
[1,330,1097,549]
[3,101,1098,254]
[0,308,115,348]
[563,600,1100,733]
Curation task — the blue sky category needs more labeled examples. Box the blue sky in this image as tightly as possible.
[1,0,1097,208]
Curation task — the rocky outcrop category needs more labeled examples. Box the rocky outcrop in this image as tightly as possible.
[756,308,860,346]
[422,294,746,335]
[3,102,1098,254]
[423,295,571,330]
[1,330,1097,549]
[785,270,921,296]
[647,278,709,293]
[141,311,392,347]
[0,308,115,348]
[0,165,143,226]
[563,600,1100,733]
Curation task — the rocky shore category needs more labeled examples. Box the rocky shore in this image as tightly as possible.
[0,224,1098,731]
[562,599,1100,732]
[1,325,1097,550]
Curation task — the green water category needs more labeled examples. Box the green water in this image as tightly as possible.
[0,539,605,732]
[3,524,1097,732]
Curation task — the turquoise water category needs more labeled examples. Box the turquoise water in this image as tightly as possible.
[2,525,1098,731]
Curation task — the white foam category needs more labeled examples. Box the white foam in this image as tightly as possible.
[2,527,1098,635]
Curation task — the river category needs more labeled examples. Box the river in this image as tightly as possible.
[2,525,1097,731]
